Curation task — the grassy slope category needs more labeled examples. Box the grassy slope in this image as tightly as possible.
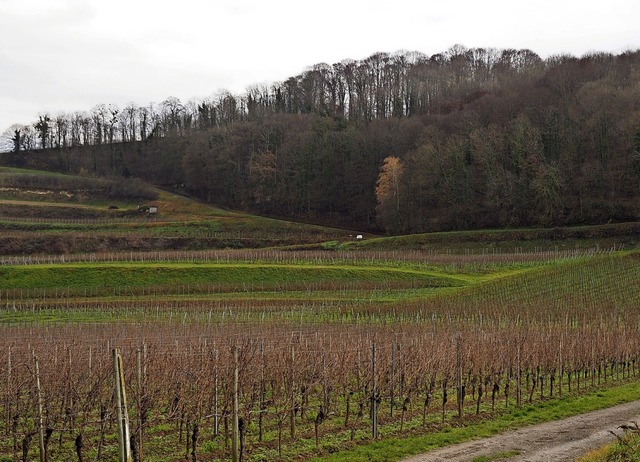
[0,262,467,290]
[344,224,640,252]
[0,167,358,252]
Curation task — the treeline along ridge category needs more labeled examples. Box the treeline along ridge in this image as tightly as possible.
[3,45,640,233]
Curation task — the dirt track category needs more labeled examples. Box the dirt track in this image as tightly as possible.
[401,400,640,461]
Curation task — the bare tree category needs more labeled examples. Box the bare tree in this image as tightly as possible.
[54,113,69,148]
[0,124,24,152]
[122,103,139,142]
[34,114,51,149]
[161,97,184,135]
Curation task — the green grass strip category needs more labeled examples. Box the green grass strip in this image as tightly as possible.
[309,381,640,462]
[0,263,467,290]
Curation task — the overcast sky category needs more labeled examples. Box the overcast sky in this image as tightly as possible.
[1,0,639,133]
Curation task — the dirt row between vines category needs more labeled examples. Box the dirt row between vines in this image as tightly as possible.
[401,399,640,461]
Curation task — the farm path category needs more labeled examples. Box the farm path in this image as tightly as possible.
[0,198,96,208]
[400,399,640,462]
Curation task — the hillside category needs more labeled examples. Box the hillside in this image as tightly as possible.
[0,167,359,255]
[3,166,640,256]
[2,46,640,233]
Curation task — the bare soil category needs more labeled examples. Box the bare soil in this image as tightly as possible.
[401,400,640,461]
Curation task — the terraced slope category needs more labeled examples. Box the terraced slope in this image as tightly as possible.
[0,167,358,254]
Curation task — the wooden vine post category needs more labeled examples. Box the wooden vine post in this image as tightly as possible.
[113,349,132,462]
[516,344,522,407]
[33,355,45,462]
[136,347,145,462]
[558,337,563,398]
[258,342,265,442]
[232,346,240,462]
[6,347,11,437]
[289,345,296,439]
[371,341,378,439]
[214,349,219,437]
[390,339,395,418]
[456,335,463,420]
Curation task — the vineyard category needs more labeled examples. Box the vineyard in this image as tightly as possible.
[1,167,640,461]
[2,248,640,462]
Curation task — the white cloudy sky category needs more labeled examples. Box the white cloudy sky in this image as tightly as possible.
[1,0,639,132]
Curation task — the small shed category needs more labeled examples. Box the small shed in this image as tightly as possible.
[138,205,158,214]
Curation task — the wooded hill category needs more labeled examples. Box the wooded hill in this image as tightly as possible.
[3,46,640,233]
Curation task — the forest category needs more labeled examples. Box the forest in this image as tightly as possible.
[2,45,640,234]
